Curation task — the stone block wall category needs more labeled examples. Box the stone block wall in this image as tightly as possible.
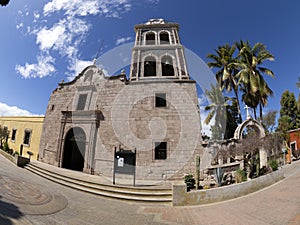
[173,169,284,206]
[39,65,203,181]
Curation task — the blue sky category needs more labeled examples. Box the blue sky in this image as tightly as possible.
[0,0,299,132]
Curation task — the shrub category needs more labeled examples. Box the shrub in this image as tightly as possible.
[14,151,19,156]
[235,169,247,183]
[269,159,278,171]
[184,174,195,191]
[3,142,9,152]
[259,166,268,176]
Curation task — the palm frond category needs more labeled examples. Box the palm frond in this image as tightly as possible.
[204,111,215,124]
[258,67,275,77]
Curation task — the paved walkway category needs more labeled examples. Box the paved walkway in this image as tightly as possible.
[140,161,300,225]
[0,154,300,224]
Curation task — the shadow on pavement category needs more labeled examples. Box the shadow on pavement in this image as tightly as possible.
[0,196,24,225]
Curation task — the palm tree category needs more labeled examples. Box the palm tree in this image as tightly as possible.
[257,77,273,121]
[235,41,275,122]
[207,44,242,123]
[241,88,259,119]
[204,84,231,140]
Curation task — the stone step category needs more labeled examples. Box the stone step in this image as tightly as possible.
[29,162,171,193]
[25,163,172,204]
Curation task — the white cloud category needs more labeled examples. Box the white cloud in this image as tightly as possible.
[33,12,40,19]
[36,24,66,50]
[147,0,160,4]
[16,0,132,79]
[200,106,213,138]
[44,0,100,17]
[0,102,41,116]
[115,37,132,45]
[67,59,93,81]
[198,94,207,106]
[16,23,24,30]
[16,53,56,78]
[43,0,131,18]
[198,94,213,137]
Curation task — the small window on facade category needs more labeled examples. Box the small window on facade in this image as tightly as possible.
[50,104,55,111]
[76,94,87,110]
[144,57,156,77]
[160,32,170,44]
[155,93,166,107]
[23,130,31,146]
[11,129,17,142]
[155,142,167,160]
[146,32,155,45]
[3,126,8,142]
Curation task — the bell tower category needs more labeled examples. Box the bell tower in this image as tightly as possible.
[130,18,189,81]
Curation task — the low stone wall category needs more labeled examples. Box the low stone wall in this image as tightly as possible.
[0,149,15,163]
[173,169,284,206]
[0,150,30,167]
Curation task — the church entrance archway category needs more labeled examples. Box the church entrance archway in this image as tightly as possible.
[62,127,86,171]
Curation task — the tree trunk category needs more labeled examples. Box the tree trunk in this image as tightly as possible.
[234,87,242,123]
[259,103,263,124]
[253,107,257,120]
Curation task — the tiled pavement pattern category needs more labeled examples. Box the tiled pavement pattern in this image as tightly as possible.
[0,154,300,225]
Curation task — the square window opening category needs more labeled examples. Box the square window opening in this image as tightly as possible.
[155,142,167,160]
[155,93,166,107]
[76,94,87,110]
[23,130,31,146]
[11,129,17,142]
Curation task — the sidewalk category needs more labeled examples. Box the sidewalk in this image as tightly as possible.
[140,160,300,225]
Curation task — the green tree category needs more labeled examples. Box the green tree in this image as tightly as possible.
[224,99,239,139]
[204,84,230,140]
[279,91,299,129]
[277,115,292,142]
[262,132,284,157]
[262,110,277,133]
[0,126,9,149]
[277,90,300,142]
[235,41,275,122]
[223,133,262,179]
[257,80,274,123]
[207,44,242,123]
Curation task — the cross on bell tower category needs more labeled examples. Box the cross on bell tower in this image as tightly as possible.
[129,18,190,81]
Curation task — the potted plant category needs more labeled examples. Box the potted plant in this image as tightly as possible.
[184,174,195,191]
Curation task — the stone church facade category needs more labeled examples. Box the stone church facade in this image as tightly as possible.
[38,19,203,181]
